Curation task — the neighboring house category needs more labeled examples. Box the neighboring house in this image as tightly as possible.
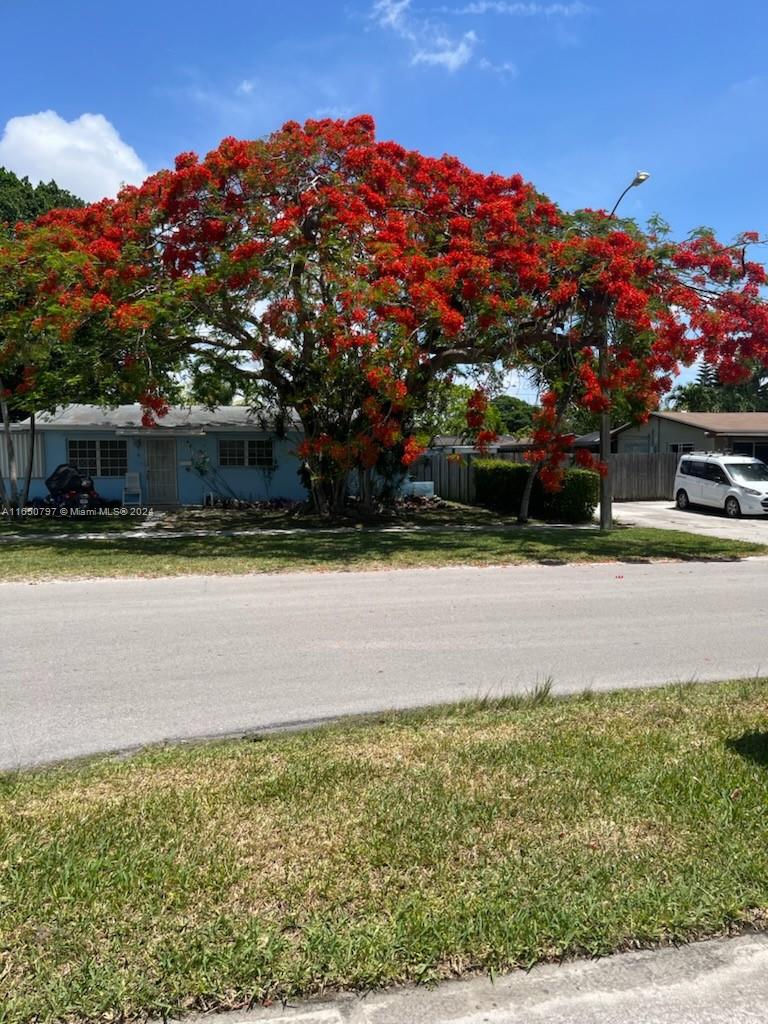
[1,405,306,505]
[614,411,768,461]
[428,434,528,456]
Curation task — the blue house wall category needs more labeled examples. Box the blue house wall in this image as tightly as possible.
[5,429,307,505]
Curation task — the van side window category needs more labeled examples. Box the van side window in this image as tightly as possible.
[680,460,691,476]
[704,464,727,484]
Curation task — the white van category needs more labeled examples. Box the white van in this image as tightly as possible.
[674,453,768,518]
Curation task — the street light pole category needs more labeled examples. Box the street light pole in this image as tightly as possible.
[598,170,650,532]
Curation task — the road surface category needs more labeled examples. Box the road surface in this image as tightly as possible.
[2,559,768,769]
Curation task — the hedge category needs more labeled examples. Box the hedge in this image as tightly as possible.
[473,459,599,523]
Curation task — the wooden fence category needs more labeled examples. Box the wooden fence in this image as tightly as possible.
[410,451,678,504]
[608,453,678,501]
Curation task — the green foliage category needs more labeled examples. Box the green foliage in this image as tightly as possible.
[489,394,537,435]
[474,459,530,514]
[474,459,599,523]
[414,382,504,439]
[561,392,637,437]
[540,468,600,523]
[0,167,83,228]
[668,360,768,413]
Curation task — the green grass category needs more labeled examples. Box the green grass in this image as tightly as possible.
[3,679,768,1022]
[0,526,764,581]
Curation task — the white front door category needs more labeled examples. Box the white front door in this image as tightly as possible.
[145,439,178,504]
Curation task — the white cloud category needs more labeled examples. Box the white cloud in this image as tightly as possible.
[478,56,518,76]
[446,1,591,14]
[371,0,477,72]
[372,0,416,35]
[236,79,256,95]
[0,111,148,202]
[313,104,356,119]
[413,29,478,70]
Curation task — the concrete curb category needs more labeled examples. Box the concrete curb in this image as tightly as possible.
[188,933,768,1024]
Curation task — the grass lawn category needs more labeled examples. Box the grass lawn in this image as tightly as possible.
[0,526,765,581]
[3,679,768,1022]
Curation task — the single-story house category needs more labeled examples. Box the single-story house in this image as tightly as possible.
[614,411,768,461]
[1,405,307,505]
[428,434,529,455]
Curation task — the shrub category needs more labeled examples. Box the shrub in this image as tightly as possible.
[473,459,530,515]
[473,459,599,523]
[540,467,600,523]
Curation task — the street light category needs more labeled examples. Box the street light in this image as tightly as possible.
[599,171,651,531]
[609,171,650,217]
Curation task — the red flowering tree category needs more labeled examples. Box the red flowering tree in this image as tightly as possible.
[0,217,178,511]
[512,210,768,520]
[8,116,565,512]
[5,116,768,516]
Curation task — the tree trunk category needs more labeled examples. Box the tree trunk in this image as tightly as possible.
[358,466,374,512]
[304,455,348,517]
[517,464,538,524]
[21,411,36,507]
[0,387,19,512]
[0,452,9,515]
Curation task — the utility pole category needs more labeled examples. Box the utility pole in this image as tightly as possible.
[599,171,650,532]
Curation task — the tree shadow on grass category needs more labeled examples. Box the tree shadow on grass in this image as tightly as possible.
[6,524,762,578]
[726,732,768,768]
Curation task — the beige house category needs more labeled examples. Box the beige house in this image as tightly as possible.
[615,412,768,462]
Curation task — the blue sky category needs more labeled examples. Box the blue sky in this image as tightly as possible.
[1,0,766,395]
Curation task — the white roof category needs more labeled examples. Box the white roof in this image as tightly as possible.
[13,404,298,433]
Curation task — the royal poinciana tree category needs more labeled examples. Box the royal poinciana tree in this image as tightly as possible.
[8,115,566,511]
[3,115,768,514]
[0,170,84,510]
[514,211,768,504]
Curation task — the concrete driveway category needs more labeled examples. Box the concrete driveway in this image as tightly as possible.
[613,500,768,544]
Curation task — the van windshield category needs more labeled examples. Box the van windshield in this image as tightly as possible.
[724,462,768,483]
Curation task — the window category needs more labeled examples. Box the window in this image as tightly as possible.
[67,439,127,476]
[218,438,274,468]
[725,461,768,483]
[703,463,727,484]
[669,443,694,454]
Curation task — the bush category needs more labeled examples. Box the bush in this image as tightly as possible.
[541,468,600,523]
[473,459,599,523]
[473,459,530,515]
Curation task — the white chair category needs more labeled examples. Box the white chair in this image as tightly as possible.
[122,472,142,506]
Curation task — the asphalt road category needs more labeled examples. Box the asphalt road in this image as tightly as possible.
[213,933,768,1023]
[2,559,768,770]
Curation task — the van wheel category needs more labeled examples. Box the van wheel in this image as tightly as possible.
[676,489,690,511]
[725,496,742,519]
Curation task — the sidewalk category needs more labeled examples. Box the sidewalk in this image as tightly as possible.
[193,933,768,1024]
